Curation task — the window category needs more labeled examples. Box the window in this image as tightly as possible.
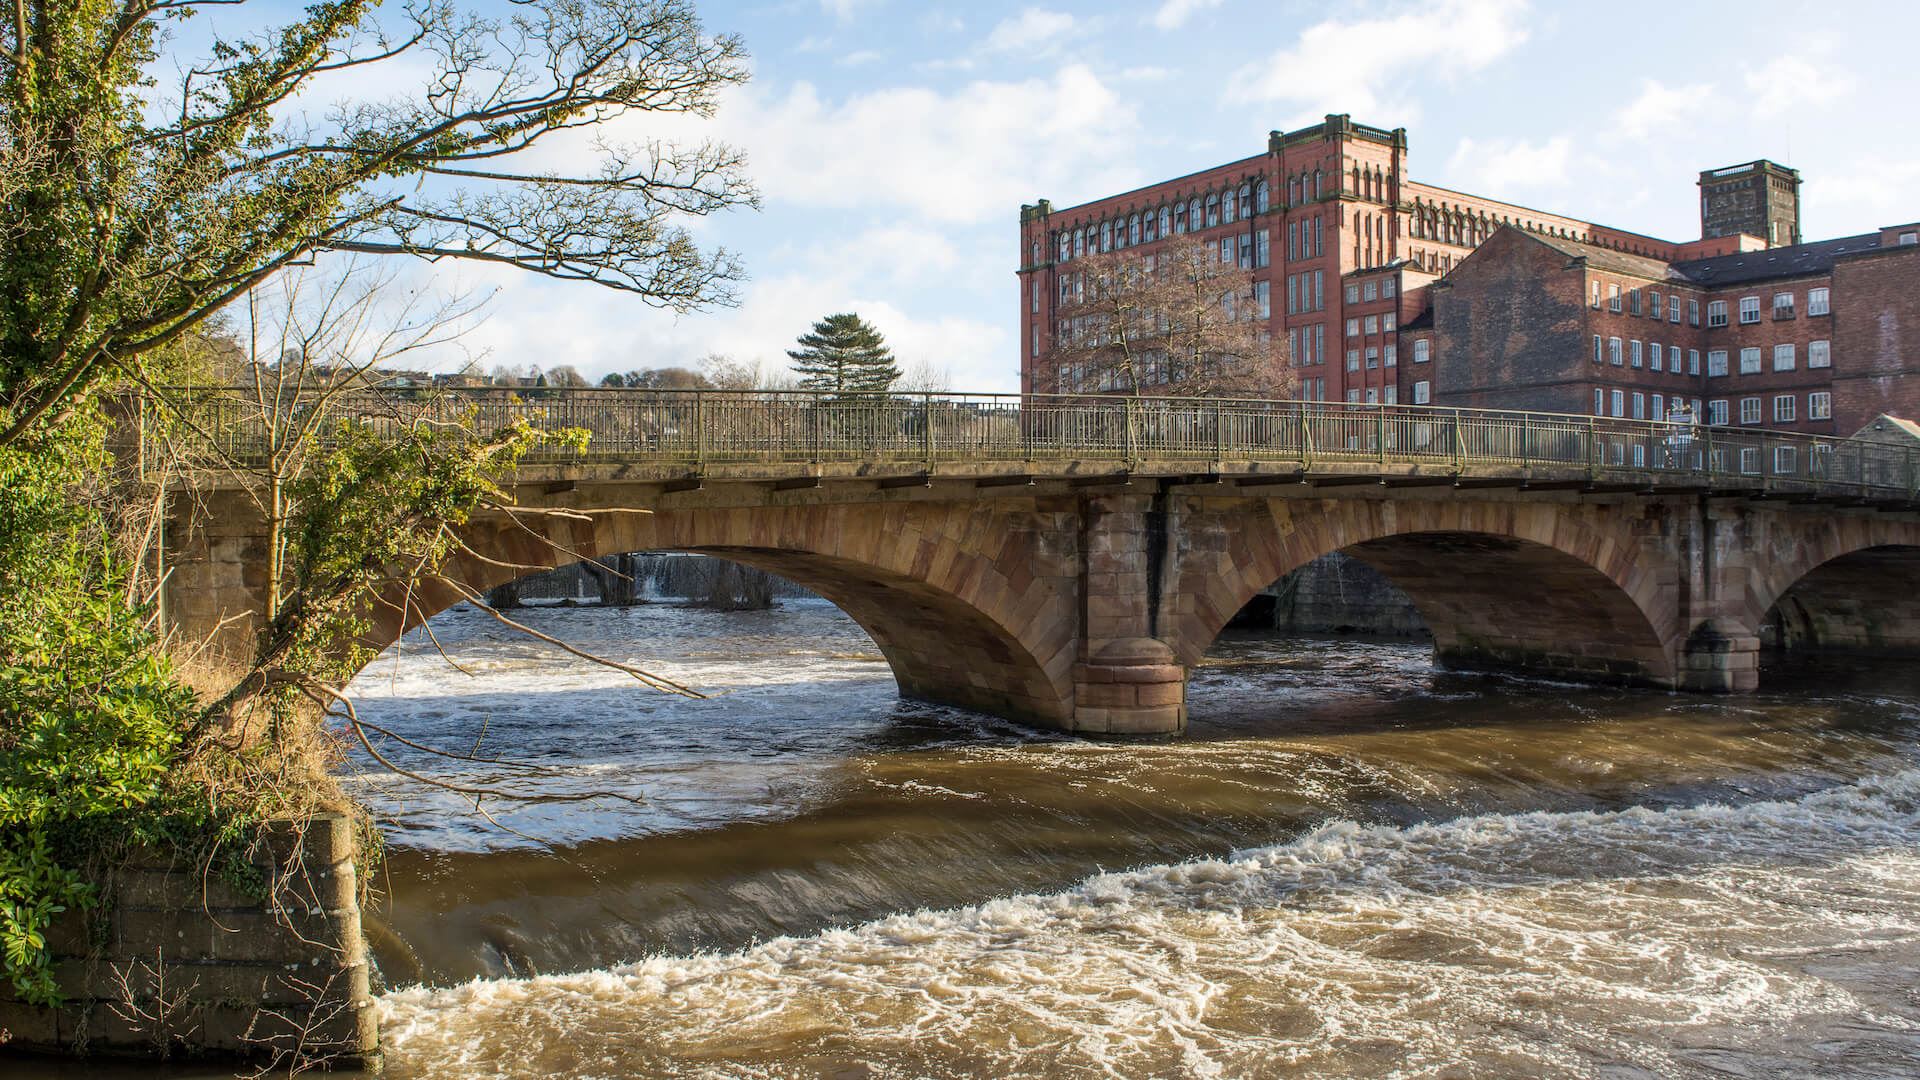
[1383,278,1397,298]
[1383,385,1397,405]
[1609,283,1622,312]
[1385,344,1397,367]
[1591,281,1602,308]
[1808,287,1830,316]
[1653,394,1665,421]
[1903,231,1919,246]
[1383,313,1396,332]
[1345,284,1360,303]
[1774,394,1796,423]
[1649,290,1661,316]
[1159,206,1171,238]
[1809,340,1830,368]
[1594,388,1606,415]
[1414,380,1431,404]
[1709,399,1729,425]
[1739,347,1762,375]
[1773,291,1795,319]
[1238,233,1253,268]
[1652,343,1664,371]
[1346,389,1362,403]
[1414,339,1431,364]
[1611,390,1625,417]
[1287,276,1299,315]
[1365,388,1378,404]
[1364,281,1379,301]
[1593,335,1603,364]
[1669,295,1682,323]
[1173,203,1186,234]
[1313,270,1324,310]
[1631,340,1643,369]
[1239,182,1252,218]
[1609,337,1623,366]
[1708,349,1728,376]
[1774,446,1797,475]
[1773,343,1795,371]
[1346,350,1360,371]
[1629,288,1642,316]
[1739,296,1761,324]
[1205,193,1219,227]
[1365,347,1379,369]
[1256,229,1270,268]
[1739,397,1762,424]
[1632,392,1646,420]
[1364,315,1378,334]
[1315,324,1324,363]
[1255,180,1269,213]
[1809,391,1832,420]
[1740,447,1760,474]
[1346,318,1360,337]
[1689,299,1701,326]
[1288,222,1299,260]
[1707,300,1728,327]
[1255,281,1271,319]
[1689,349,1701,376]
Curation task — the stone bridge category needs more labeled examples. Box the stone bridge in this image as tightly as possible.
[159,392,1920,735]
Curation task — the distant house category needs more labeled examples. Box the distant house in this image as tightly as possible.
[1847,414,1920,488]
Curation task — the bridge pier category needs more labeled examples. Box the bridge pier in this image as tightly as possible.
[1072,494,1188,735]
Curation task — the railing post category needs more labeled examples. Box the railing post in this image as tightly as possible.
[1702,424,1714,482]
[1299,404,1313,469]
[1452,409,1465,470]
[1586,417,1598,480]
[694,389,706,466]
[923,392,935,469]
[1520,414,1530,469]
[1377,404,1388,466]
[1214,400,1224,466]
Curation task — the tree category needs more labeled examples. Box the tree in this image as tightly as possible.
[787,314,900,395]
[702,353,794,392]
[544,365,591,388]
[0,0,757,445]
[1044,236,1289,398]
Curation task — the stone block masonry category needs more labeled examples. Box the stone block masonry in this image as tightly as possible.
[0,814,379,1071]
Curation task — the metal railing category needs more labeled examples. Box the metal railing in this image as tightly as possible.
[148,387,1920,501]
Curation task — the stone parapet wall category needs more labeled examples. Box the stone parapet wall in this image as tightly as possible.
[0,814,379,1071]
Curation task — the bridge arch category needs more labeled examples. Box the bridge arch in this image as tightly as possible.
[370,502,1084,728]
[1169,497,1682,688]
[1743,524,1920,656]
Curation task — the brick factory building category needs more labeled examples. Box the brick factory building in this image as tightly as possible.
[1017,113,1920,436]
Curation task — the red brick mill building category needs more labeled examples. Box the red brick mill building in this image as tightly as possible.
[1017,114,1920,437]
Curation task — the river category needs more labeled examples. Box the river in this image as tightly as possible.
[292,598,1920,1079]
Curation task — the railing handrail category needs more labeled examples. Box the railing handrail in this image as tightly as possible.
[132,386,1920,500]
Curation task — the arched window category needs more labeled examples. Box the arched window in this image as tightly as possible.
[1191,196,1204,228]
[1172,201,1186,234]
[1074,228,1085,258]
[1219,188,1234,225]
[1100,220,1112,252]
[1313,169,1322,200]
[1057,232,1069,262]
[1256,179,1269,213]
[1159,205,1171,238]
[1130,213,1141,246]
[1239,182,1253,218]
[1288,175,1299,205]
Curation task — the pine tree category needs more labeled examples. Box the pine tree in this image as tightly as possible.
[787,313,901,395]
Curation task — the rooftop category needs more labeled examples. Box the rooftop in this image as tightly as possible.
[1671,232,1882,286]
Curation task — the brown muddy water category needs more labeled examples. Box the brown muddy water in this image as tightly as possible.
[23,601,1920,1079]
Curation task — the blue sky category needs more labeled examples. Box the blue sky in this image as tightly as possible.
[203,0,1920,389]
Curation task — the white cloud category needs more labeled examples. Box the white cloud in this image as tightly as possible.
[1120,65,1172,82]
[679,65,1141,225]
[1226,0,1530,123]
[984,8,1076,54]
[820,0,878,20]
[1743,51,1856,121]
[1608,79,1719,142]
[838,49,884,67]
[1150,0,1224,30]
[1445,135,1572,195]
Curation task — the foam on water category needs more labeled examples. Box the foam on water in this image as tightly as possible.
[377,766,1920,1079]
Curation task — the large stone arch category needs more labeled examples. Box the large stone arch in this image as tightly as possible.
[366,500,1086,728]
[1166,495,1683,687]
[1718,511,1920,658]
